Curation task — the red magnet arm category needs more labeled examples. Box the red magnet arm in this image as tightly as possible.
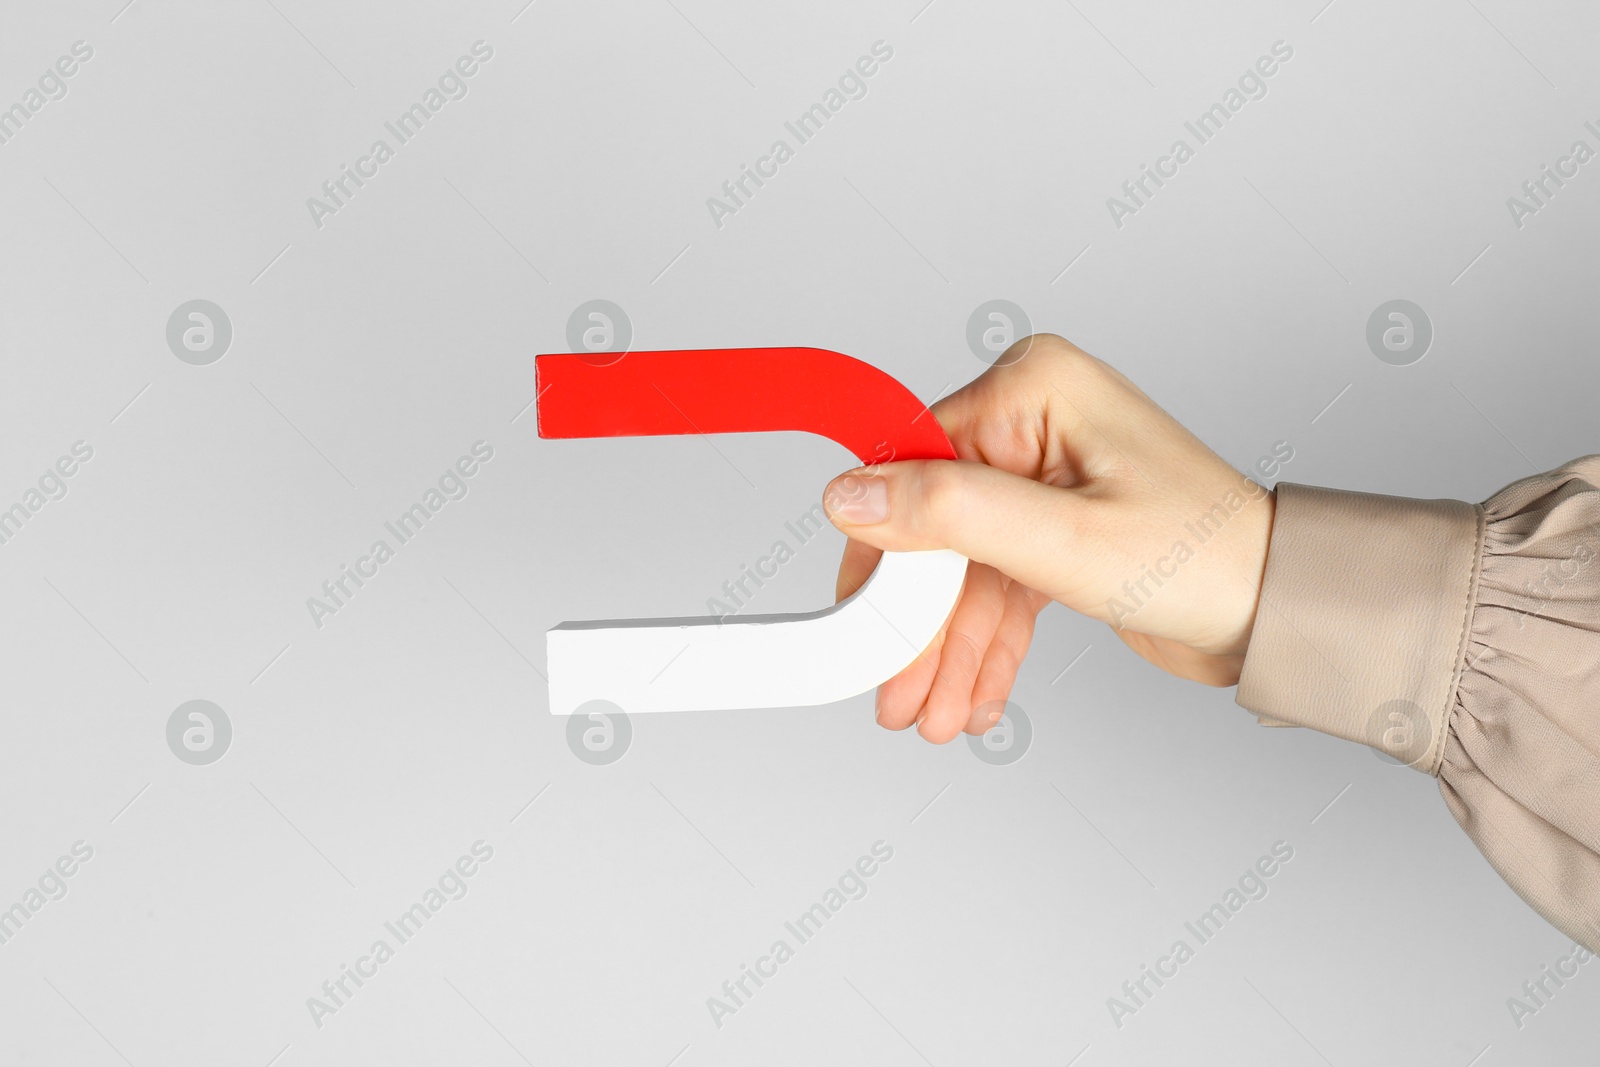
[535,347,957,465]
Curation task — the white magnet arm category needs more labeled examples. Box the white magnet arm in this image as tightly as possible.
[546,547,966,715]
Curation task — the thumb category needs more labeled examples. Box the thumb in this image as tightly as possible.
[822,460,1083,599]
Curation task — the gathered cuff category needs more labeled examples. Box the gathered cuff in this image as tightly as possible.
[1236,460,1600,952]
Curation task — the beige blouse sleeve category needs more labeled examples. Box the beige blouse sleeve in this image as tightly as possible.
[1235,456,1600,953]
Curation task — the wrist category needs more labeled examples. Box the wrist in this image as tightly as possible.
[1219,486,1277,660]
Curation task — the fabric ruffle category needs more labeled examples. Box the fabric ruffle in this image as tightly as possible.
[1440,457,1600,952]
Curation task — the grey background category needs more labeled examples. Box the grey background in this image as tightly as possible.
[1,0,1596,1064]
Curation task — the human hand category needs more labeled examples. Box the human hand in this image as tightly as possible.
[822,334,1276,743]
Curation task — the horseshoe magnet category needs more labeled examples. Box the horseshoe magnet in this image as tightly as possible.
[536,347,966,715]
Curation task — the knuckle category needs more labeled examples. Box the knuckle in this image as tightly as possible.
[988,629,1028,674]
[1005,334,1116,393]
[1016,332,1083,371]
[939,630,985,678]
[1020,332,1077,359]
[1020,335,1137,407]
[912,461,966,534]
[1019,333,1101,374]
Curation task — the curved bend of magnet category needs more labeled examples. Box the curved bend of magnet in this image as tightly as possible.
[535,347,967,715]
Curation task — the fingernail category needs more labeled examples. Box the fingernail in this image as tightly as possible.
[826,476,888,524]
